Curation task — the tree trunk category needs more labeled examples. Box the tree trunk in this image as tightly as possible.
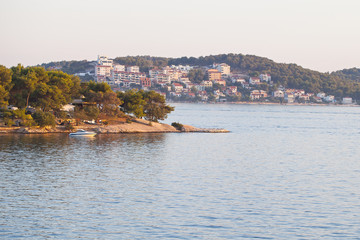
[26,92,30,108]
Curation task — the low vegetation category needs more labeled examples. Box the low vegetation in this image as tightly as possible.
[171,122,184,131]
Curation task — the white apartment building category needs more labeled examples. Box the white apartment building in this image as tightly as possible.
[112,71,146,85]
[179,77,190,83]
[201,80,213,88]
[113,64,125,71]
[97,55,113,66]
[169,70,182,81]
[260,74,271,82]
[214,63,231,76]
[126,66,140,73]
[149,69,164,78]
[95,65,112,82]
[153,74,171,84]
[170,65,193,73]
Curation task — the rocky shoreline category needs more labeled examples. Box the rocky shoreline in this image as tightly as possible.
[0,118,229,134]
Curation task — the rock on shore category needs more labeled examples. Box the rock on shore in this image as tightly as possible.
[181,125,230,133]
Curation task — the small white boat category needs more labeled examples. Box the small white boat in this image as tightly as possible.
[69,129,97,137]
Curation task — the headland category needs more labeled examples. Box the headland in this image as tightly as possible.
[0,118,229,134]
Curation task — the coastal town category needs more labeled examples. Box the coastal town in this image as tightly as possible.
[74,55,355,105]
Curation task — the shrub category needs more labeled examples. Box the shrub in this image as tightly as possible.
[64,121,74,130]
[171,122,183,130]
[2,110,13,119]
[84,106,99,120]
[56,111,68,119]
[23,119,36,127]
[32,111,56,127]
[4,118,15,127]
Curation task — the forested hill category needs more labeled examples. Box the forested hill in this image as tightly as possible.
[39,54,360,99]
[331,68,360,82]
[40,60,96,75]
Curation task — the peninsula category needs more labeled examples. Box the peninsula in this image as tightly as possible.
[0,65,228,133]
[0,118,229,134]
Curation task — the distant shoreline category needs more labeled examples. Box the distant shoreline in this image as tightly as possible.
[168,101,359,107]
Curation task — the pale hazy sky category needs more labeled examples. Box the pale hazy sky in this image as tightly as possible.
[1,0,359,72]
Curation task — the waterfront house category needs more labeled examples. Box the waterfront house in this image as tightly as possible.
[273,90,284,98]
[342,97,353,104]
[285,93,295,103]
[299,94,310,102]
[317,92,326,99]
[250,90,267,100]
[324,95,335,103]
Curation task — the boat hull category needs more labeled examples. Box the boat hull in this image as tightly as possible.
[69,131,97,137]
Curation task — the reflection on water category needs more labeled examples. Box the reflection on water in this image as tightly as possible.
[1,104,360,239]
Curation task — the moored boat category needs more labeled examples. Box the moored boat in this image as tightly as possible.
[69,129,97,137]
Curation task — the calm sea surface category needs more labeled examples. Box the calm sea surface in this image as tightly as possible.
[1,104,360,239]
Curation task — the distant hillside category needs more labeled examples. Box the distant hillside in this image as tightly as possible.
[40,60,95,75]
[331,68,360,82]
[39,54,360,99]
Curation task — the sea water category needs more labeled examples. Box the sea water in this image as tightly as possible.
[1,104,360,239]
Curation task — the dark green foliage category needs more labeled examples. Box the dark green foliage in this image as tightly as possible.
[4,118,15,126]
[171,122,183,130]
[84,106,100,120]
[82,81,122,117]
[188,69,206,83]
[118,90,174,122]
[1,64,176,128]
[8,65,81,111]
[117,89,146,118]
[0,65,13,107]
[32,111,56,127]
[113,56,169,73]
[142,91,174,122]
[40,60,94,75]
[332,68,360,82]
